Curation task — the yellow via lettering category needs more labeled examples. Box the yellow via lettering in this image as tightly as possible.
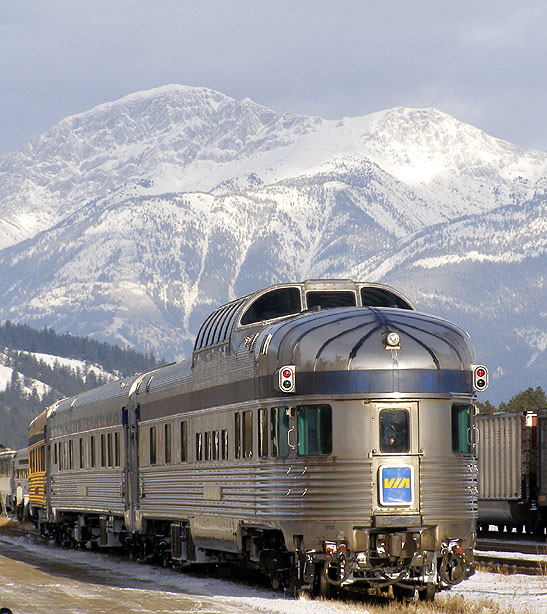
[384,477,411,489]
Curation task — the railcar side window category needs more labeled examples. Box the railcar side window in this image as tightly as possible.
[196,432,203,461]
[114,432,121,467]
[242,410,253,458]
[79,438,84,469]
[271,407,289,457]
[213,430,220,461]
[90,435,96,468]
[150,426,157,465]
[452,404,472,454]
[235,413,241,459]
[240,287,301,325]
[205,432,212,461]
[306,291,356,310]
[165,423,172,464]
[107,433,113,467]
[379,409,409,453]
[101,434,107,467]
[180,421,188,462]
[221,429,228,460]
[297,405,332,455]
[258,408,268,457]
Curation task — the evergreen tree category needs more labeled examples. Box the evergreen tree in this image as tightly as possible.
[498,386,547,413]
[0,320,160,449]
[475,399,498,414]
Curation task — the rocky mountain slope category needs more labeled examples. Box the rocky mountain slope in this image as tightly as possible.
[0,85,545,402]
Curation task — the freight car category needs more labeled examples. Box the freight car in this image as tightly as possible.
[476,409,547,534]
[27,280,486,600]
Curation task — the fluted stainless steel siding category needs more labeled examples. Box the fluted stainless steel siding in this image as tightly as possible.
[51,469,125,514]
[138,458,373,524]
[420,456,478,524]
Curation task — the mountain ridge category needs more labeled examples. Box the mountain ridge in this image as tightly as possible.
[0,84,546,402]
[2,85,545,248]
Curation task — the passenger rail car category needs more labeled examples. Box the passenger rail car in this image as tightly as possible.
[29,280,486,600]
[0,445,15,516]
[0,446,29,520]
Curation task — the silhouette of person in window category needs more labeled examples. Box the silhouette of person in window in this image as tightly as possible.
[380,410,409,453]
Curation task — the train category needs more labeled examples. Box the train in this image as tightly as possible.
[13,279,489,600]
[0,445,29,520]
[476,409,547,534]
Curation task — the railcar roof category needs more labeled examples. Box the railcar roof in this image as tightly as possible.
[194,280,414,353]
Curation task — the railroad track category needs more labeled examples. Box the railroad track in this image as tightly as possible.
[475,533,547,575]
[3,520,547,577]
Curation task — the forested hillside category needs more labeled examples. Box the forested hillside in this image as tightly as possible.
[0,321,159,449]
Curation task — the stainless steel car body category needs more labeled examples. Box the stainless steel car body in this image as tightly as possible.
[37,280,480,596]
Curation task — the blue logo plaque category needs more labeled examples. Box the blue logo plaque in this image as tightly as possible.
[379,465,413,506]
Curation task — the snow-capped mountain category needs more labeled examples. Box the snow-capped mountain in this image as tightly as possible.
[1,85,545,249]
[0,85,546,402]
[350,193,547,398]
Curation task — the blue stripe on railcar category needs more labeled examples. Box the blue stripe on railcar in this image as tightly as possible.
[299,369,472,395]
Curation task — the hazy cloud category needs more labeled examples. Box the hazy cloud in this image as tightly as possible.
[1,0,545,154]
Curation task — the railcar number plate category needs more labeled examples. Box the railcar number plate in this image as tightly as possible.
[379,465,413,506]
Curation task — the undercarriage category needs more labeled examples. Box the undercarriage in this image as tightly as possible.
[37,512,474,602]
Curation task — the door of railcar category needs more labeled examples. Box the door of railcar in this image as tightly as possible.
[370,402,421,518]
[123,404,140,532]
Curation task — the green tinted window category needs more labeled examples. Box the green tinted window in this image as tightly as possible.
[297,405,332,455]
[452,405,471,454]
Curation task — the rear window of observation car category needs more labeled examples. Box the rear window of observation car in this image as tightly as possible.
[297,405,332,455]
[380,409,410,453]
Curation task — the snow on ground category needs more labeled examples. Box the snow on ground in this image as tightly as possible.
[444,570,547,613]
[0,533,363,614]
[0,533,546,614]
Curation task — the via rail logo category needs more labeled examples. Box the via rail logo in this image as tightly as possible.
[379,465,413,506]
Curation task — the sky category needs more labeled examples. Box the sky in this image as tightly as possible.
[1,1,546,156]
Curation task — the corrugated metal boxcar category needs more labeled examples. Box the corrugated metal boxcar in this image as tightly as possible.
[477,410,547,533]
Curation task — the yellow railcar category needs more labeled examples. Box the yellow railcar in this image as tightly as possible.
[28,409,47,518]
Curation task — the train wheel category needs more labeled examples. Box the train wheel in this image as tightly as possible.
[418,583,437,601]
[392,584,416,603]
[314,563,339,598]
